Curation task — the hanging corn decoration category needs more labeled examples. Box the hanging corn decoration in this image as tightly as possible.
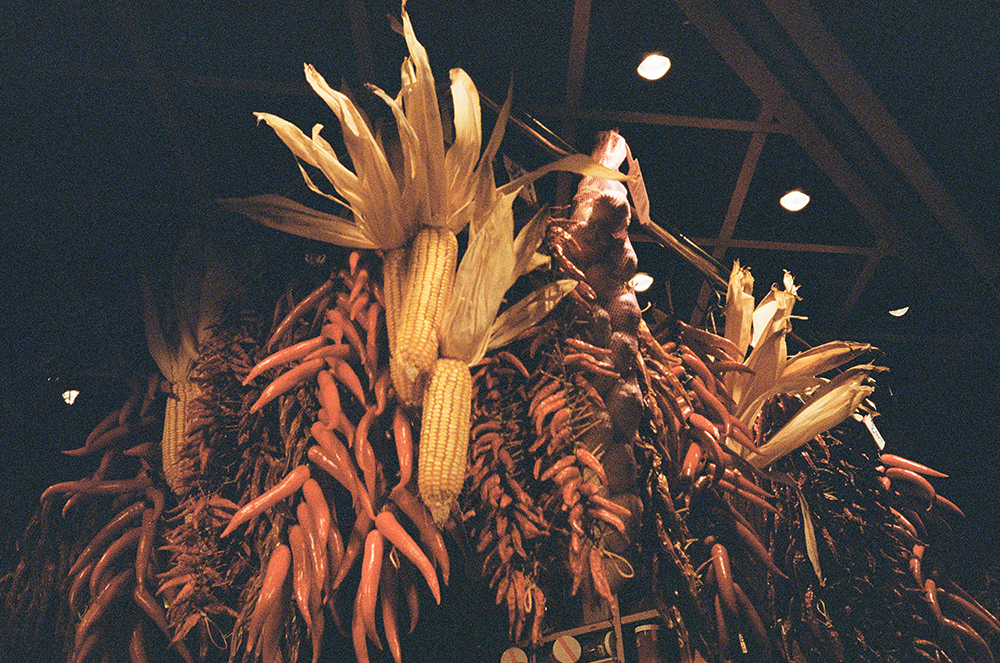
[162,379,202,493]
[393,227,458,406]
[417,358,472,524]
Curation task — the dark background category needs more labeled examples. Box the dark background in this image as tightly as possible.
[2,0,997,623]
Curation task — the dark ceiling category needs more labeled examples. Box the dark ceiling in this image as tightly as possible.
[3,1,999,568]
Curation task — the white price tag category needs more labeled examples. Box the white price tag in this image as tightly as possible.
[863,413,886,450]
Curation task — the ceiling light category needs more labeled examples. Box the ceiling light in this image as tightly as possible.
[637,53,671,81]
[630,272,654,292]
[62,389,80,405]
[888,306,909,317]
[780,189,810,212]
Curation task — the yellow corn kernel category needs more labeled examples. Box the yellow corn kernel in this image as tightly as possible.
[382,246,407,354]
[162,379,201,493]
[417,358,472,524]
[393,226,458,405]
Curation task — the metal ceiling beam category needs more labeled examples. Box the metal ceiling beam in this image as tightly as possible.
[532,106,788,134]
[690,106,772,325]
[686,237,880,256]
[763,0,1000,292]
[555,0,593,206]
[668,0,941,339]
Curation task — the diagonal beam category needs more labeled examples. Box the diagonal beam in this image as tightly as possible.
[531,105,788,133]
[555,0,593,206]
[690,108,771,324]
[670,0,923,335]
[763,0,1000,291]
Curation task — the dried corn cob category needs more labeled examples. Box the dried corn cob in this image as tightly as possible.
[163,379,202,493]
[418,358,472,524]
[393,227,458,406]
[383,247,407,354]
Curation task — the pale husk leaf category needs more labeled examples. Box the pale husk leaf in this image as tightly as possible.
[781,341,872,382]
[748,365,878,468]
[217,195,378,249]
[498,154,629,198]
[445,68,481,230]
[798,487,823,584]
[304,65,409,248]
[441,190,518,364]
[400,8,447,227]
[484,279,578,356]
[722,260,755,359]
[512,207,551,279]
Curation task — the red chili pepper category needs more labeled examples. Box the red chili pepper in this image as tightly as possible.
[942,616,995,663]
[297,501,327,598]
[733,519,788,580]
[250,358,325,413]
[133,585,195,663]
[288,524,314,632]
[221,465,310,538]
[374,511,441,604]
[540,454,577,483]
[497,350,530,377]
[244,335,328,385]
[74,568,134,652]
[392,407,413,489]
[300,478,331,550]
[69,501,145,577]
[588,547,620,623]
[732,582,771,658]
[380,558,403,663]
[587,506,626,535]
[680,346,717,394]
[389,486,450,585]
[316,369,343,427]
[329,357,368,406]
[267,278,335,352]
[681,442,704,482]
[325,504,345,595]
[359,529,384,648]
[885,467,936,507]
[879,453,948,478]
[89,526,141,598]
[711,543,738,616]
[332,510,372,592]
[373,368,391,415]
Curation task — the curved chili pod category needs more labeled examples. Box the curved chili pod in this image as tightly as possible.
[246,544,291,656]
[221,465,310,537]
[711,543,738,616]
[374,511,441,604]
[359,529,384,649]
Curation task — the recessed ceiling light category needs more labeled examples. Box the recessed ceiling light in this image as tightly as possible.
[780,189,810,212]
[637,53,671,81]
[888,306,909,317]
[630,272,654,292]
[62,389,80,405]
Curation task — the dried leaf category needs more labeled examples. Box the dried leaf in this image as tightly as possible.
[722,260,754,360]
[512,207,551,279]
[484,280,577,357]
[217,195,378,249]
[797,487,823,584]
[781,341,872,382]
[749,365,880,468]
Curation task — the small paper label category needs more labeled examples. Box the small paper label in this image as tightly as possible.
[863,413,886,450]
